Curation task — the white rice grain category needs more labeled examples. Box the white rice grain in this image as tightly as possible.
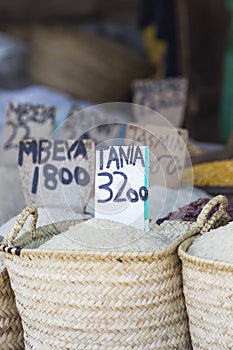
[188,222,233,264]
[39,218,191,252]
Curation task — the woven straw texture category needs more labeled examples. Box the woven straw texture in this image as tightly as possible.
[29,27,150,103]
[178,202,233,349]
[0,267,24,349]
[1,196,228,350]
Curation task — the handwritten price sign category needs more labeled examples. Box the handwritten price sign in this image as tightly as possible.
[60,105,123,143]
[126,124,188,188]
[18,139,95,213]
[133,77,188,127]
[95,146,149,231]
[1,103,56,165]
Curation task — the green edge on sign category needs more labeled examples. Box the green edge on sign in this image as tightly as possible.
[144,146,149,221]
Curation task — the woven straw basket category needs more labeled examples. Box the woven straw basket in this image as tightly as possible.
[29,27,150,103]
[178,195,232,350]
[0,269,24,349]
[0,243,24,349]
[0,195,228,350]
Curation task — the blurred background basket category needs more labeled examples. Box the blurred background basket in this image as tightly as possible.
[29,26,151,103]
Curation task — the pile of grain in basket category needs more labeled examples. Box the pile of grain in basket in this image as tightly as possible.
[188,221,233,263]
[3,196,227,350]
[0,208,90,348]
[178,200,233,350]
[39,218,192,251]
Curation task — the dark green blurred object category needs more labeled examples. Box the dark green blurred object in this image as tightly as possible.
[220,0,233,142]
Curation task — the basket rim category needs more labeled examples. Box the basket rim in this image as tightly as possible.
[178,236,233,272]
[1,219,198,261]
[2,246,177,260]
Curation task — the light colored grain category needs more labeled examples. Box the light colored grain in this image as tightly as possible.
[39,218,191,252]
[188,221,233,263]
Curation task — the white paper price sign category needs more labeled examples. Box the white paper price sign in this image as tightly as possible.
[18,139,95,213]
[95,146,149,231]
[133,77,188,127]
[1,103,56,165]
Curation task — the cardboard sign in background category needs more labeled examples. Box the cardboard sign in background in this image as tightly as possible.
[126,124,188,188]
[133,77,188,127]
[1,103,56,165]
[60,105,124,144]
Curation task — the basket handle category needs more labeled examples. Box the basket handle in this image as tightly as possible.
[3,206,38,247]
[195,194,229,233]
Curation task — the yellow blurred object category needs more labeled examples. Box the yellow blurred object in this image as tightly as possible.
[142,25,167,78]
[183,160,233,186]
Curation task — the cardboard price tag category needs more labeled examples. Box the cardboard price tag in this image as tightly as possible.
[18,139,95,213]
[60,105,123,143]
[95,146,149,231]
[126,124,188,188]
[1,103,56,165]
[133,77,188,127]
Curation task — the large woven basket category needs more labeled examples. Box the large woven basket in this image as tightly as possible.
[178,203,233,350]
[29,26,150,103]
[0,195,228,350]
[0,251,24,349]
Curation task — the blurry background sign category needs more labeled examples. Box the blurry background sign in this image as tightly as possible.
[0,86,89,137]
[126,124,188,188]
[133,77,188,127]
[59,105,127,143]
[0,103,56,165]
